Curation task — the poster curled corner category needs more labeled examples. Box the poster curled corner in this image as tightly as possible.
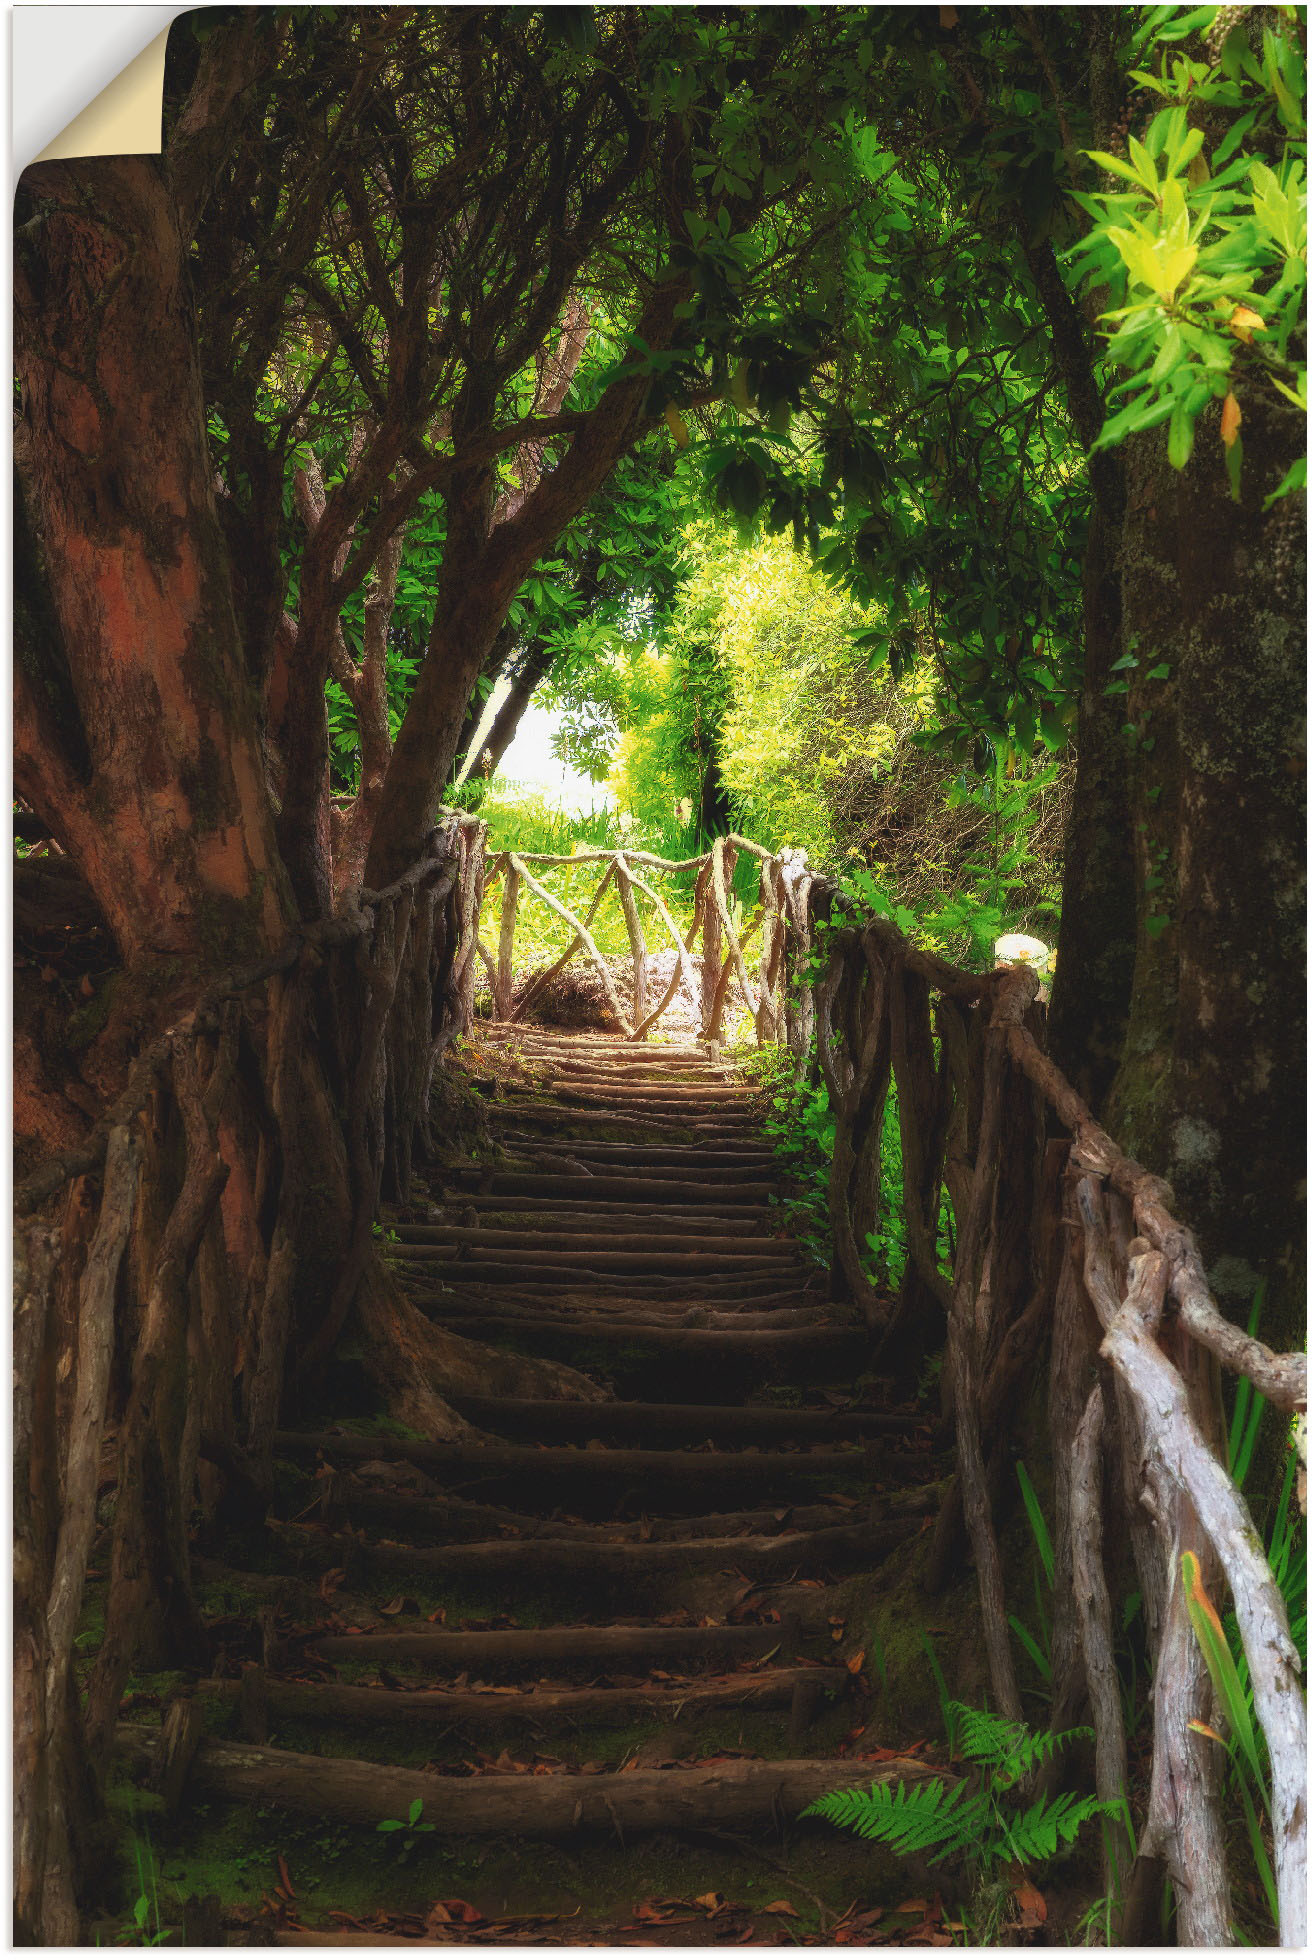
[15,7,190,172]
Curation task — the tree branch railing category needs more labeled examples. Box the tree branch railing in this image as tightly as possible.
[13,815,1305,1944]
[476,833,805,1046]
[13,812,486,1942]
[477,835,1305,1942]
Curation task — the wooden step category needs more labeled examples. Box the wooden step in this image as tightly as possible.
[199,1665,846,1731]
[270,1515,916,1582]
[493,1142,776,1168]
[406,1196,782,1228]
[275,1432,874,1488]
[392,1226,802,1260]
[439,1173,778,1202]
[443,1395,923,1444]
[409,1275,822,1305]
[316,1473,873,1544]
[117,1727,943,1835]
[301,1619,815,1669]
[417,1311,867,1367]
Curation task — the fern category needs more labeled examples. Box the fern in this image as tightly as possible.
[950,1701,1093,1782]
[805,1703,1124,1879]
[805,1779,991,1861]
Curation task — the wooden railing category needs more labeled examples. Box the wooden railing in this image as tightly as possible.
[13,814,1304,1943]
[476,834,807,1045]
[13,813,486,1942]
[478,834,1306,1944]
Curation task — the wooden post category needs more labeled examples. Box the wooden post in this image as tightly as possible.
[698,857,720,1041]
[496,865,521,1021]
[614,855,648,1036]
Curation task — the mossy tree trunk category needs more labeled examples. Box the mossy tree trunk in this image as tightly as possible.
[1105,395,1306,1354]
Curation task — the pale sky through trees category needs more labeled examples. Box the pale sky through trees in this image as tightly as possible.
[458,678,616,813]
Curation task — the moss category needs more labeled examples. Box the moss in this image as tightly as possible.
[847,1532,988,1745]
[64,970,126,1053]
[113,1790,910,1938]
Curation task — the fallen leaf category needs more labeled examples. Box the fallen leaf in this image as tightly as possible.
[1188,1718,1226,1744]
[763,1900,799,1917]
[1221,390,1242,448]
[276,1855,295,1898]
[440,1899,483,1925]
[896,1898,928,1914]
[846,1650,866,1675]
[696,1891,727,1914]
[1013,1878,1047,1926]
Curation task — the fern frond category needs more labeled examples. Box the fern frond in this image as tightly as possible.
[804,1778,988,1860]
[999,1792,1113,1864]
[947,1702,1094,1780]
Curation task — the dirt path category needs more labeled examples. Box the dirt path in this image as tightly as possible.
[116,1026,946,1944]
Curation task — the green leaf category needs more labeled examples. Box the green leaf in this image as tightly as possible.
[1168,401,1196,470]
[1008,1614,1053,1683]
[1225,431,1244,503]
[1016,1462,1055,1587]
[1182,1550,1268,1800]
[1264,457,1306,509]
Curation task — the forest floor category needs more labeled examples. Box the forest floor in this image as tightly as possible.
[99,1021,1071,1947]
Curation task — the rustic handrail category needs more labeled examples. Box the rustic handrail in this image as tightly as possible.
[14,813,488,1939]
[472,832,1305,1942]
[15,815,1304,1945]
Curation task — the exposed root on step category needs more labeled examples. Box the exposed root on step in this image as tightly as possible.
[354,1264,607,1442]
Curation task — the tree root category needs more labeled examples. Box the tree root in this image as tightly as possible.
[353,1262,606,1442]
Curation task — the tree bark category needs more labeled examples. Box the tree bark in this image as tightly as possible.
[474,634,558,779]
[365,284,689,888]
[1106,393,1306,1354]
[14,157,296,968]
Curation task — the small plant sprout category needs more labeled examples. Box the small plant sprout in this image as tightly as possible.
[378,1796,437,1863]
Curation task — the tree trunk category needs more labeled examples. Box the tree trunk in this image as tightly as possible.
[696,743,734,844]
[475,634,558,779]
[452,623,518,782]
[365,284,689,887]
[1046,490,1137,1110]
[13,157,296,969]
[1106,393,1305,1353]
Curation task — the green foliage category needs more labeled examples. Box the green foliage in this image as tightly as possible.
[1008,1463,1056,1692]
[842,757,1063,969]
[376,1797,435,1864]
[98,1837,170,1947]
[804,1702,1122,1877]
[1070,10,1306,500]
[919,1631,961,1757]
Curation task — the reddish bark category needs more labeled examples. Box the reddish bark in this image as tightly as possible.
[14,158,296,968]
